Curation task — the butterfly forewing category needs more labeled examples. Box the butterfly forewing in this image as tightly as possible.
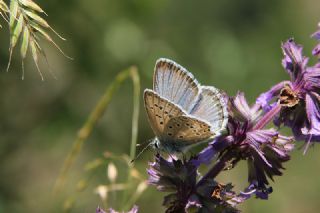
[144,89,186,137]
[153,58,200,113]
[163,115,214,144]
[190,86,228,133]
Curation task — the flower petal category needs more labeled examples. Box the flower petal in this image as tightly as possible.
[230,92,262,122]
[312,43,320,56]
[311,25,320,40]
[302,93,320,137]
[256,81,290,112]
[281,39,308,80]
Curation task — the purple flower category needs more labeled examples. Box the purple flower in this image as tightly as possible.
[221,93,293,190]
[148,154,238,212]
[257,37,320,149]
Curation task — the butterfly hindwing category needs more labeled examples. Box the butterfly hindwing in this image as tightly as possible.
[162,115,214,145]
[153,58,200,113]
[190,86,228,133]
[144,89,186,137]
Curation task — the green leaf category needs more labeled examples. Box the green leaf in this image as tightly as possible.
[24,10,49,28]
[19,0,45,14]
[30,22,72,59]
[30,22,52,41]
[30,39,44,81]
[30,39,38,62]
[9,0,18,29]
[21,26,30,58]
[11,14,23,48]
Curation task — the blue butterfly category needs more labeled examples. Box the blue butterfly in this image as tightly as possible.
[144,58,228,153]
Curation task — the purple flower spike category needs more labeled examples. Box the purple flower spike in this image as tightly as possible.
[257,37,320,148]
[280,40,320,144]
[148,154,238,212]
[225,93,294,189]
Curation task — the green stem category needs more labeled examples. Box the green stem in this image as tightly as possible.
[53,66,140,194]
[122,67,141,210]
[129,67,140,162]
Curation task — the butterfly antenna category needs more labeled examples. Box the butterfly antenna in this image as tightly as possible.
[131,140,154,163]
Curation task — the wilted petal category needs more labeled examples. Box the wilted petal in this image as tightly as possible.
[256,81,289,112]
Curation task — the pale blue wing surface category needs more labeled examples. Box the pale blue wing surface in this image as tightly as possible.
[144,89,186,137]
[189,86,228,133]
[153,58,200,113]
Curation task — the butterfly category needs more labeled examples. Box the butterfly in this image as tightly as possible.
[144,58,228,153]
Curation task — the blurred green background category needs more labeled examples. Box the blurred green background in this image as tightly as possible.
[1,0,320,212]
